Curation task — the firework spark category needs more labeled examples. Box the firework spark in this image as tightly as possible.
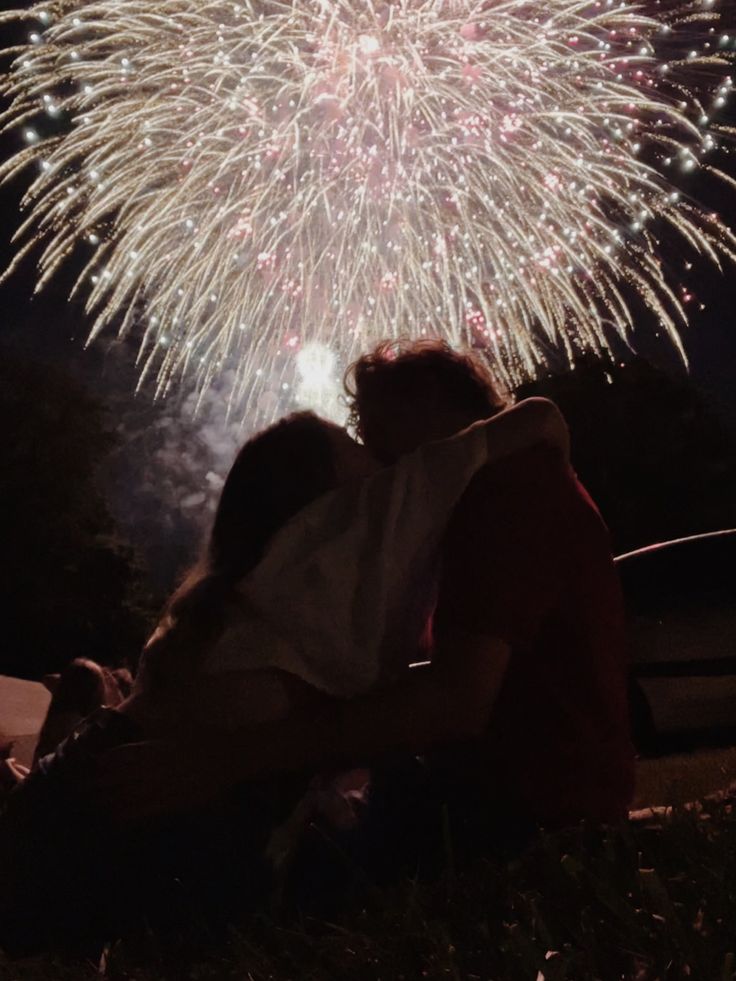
[1,0,734,419]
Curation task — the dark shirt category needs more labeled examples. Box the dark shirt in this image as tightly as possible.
[433,446,635,826]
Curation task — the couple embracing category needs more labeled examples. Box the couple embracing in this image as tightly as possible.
[0,340,634,952]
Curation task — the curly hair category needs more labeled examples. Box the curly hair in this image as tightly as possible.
[345,339,510,437]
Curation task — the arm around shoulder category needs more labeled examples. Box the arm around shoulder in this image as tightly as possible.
[480,397,570,465]
[214,632,511,782]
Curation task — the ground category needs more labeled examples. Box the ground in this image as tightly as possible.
[3,793,736,980]
[2,716,736,981]
[634,746,736,810]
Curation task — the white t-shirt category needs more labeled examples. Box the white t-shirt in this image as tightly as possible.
[200,419,492,708]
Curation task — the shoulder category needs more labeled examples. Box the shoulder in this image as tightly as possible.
[444,447,604,561]
[457,444,570,513]
[509,396,565,426]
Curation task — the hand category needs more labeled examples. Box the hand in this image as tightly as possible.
[0,756,30,793]
[91,738,231,824]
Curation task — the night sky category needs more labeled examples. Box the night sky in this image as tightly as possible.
[2,3,735,415]
[1,2,735,580]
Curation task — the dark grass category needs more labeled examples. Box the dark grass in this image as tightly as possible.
[4,795,736,981]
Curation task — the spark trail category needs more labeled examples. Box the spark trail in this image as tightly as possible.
[1,0,735,420]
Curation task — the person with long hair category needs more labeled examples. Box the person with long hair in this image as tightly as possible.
[97,342,632,879]
[1,387,568,953]
[124,411,373,736]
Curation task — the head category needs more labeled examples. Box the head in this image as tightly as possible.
[160,411,374,649]
[346,339,511,462]
[35,658,126,764]
[208,410,374,581]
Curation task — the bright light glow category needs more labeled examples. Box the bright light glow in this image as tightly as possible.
[357,34,380,56]
[0,0,734,422]
[295,341,343,422]
[296,341,338,388]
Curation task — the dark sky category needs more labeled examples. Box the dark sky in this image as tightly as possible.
[1,4,735,421]
[1,1,735,593]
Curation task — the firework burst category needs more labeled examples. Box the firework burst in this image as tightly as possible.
[1,0,735,419]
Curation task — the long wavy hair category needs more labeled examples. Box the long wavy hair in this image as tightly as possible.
[143,411,342,679]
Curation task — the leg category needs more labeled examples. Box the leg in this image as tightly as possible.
[0,709,143,955]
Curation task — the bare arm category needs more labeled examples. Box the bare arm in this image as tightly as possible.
[94,630,510,822]
[209,632,510,782]
[210,401,563,776]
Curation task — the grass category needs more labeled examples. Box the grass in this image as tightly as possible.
[633,747,736,809]
[3,786,736,981]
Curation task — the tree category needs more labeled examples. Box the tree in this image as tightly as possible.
[518,357,736,553]
[0,348,154,679]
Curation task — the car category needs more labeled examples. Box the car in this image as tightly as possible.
[616,529,736,756]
